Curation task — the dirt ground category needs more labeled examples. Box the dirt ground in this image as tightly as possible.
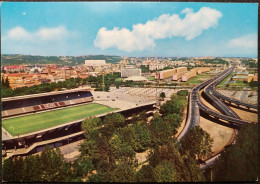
[230,107,258,123]
[199,91,235,153]
[176,104,187,137]
[216,89,257,105]
[135,149,150,164]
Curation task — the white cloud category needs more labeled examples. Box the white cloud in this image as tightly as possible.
[2,25,79,56]
[227,34,257,50]
[3,25,70,42]
[94,7,222,52]
[22,12,26,16]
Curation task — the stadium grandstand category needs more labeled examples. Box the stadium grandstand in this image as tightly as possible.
[2,87,156,158]
[2,88,93,118]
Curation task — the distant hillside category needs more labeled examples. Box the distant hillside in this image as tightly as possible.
[1,54,122,66]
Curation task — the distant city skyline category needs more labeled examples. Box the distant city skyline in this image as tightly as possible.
[1,2,258,58]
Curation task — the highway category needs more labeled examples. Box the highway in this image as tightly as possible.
[209,67,257,110]
[204,68,240,119]
[194,67,251,126]
[177,66,253,171]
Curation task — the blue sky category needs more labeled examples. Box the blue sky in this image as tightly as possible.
[1,2,258,57]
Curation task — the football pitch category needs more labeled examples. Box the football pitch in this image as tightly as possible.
[2,103,117,136]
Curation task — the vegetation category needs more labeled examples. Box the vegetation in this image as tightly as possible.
[241,59,257,68]
[2,87,210,182]
[177,90,188,96]
[160,93,187,116]
[140,65,149,73]
[217,72,234,86]
[2,54,122,66]
[2,77,86,98]
[2,103,117,136]
[185,73,212,85]
[160,92,166,98]
[199,58,229,66]
[1,76,10,88]
[181,126,213,160]
[2,147,73,182]
[212,123,258,182]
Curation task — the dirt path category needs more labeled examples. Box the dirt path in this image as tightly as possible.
[230,107,258,123]
[176,104,188,137]
[199,90,234,153]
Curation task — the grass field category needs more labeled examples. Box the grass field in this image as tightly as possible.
[185,73,212,84]
[217,72,234,86]
[2,103,117,136]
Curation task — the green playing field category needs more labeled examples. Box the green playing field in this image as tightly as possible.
[2,103,117,136]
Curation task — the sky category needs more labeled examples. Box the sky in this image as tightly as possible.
[1,2,258,58]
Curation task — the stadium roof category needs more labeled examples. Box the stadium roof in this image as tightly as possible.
[2,87,92,102]
[124,76,148,82]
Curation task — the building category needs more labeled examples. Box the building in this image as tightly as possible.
[172,67,187,81]
[181,70,197,82]
[85,60,106,66]
[232,76,248,82]
[121,68,141,78]
[236,71,249,76]
[247,74,254,83]
[155,68,176,80]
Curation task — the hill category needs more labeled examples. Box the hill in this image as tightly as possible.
[1,54,122,66]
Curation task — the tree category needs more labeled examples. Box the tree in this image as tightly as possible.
[149,113,172,146]
[23,155,39,182]
[135,165,156,182]
[153,160,178,182]
[1,76,6,88]
[212,123,258,182]
[109,131,135,164]
[101,163,136,182]
[160,92,166,98]
[163,113,181,135]
[72,158,94,182]
[13,157,24,182]
[5,76,10,88]
[177,90,188,96]
[148,142,205,182]
[102,113,126,137]
[181,126,213,160]
[38,147,72,182]
[2,157,15,182]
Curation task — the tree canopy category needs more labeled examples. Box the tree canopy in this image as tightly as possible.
[181,126,213,160]
[212,123,258,182]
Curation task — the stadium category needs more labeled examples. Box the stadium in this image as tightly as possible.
[2,87,157,158]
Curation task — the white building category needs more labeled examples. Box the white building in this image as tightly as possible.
[121,68,141,78]
[85,60,106,66]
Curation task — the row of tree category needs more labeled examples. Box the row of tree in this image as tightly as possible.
[1,76,10,88]
[210,123,258,181]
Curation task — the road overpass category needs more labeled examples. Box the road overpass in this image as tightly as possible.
[177,67,254,171]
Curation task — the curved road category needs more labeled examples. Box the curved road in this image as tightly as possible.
[177,67,253,171]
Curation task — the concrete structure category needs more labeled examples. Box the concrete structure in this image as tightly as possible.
[232,76,248,81]
[236,71,249,76]
[172,67,187,80]
[121,68,141,78]
[181,67,210,82]
[247,74,254,83]
[84,60,106,66]
[182,70,197,82]
[155,68,176,80]
[124,76,148,82]
[2,89,156,158]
